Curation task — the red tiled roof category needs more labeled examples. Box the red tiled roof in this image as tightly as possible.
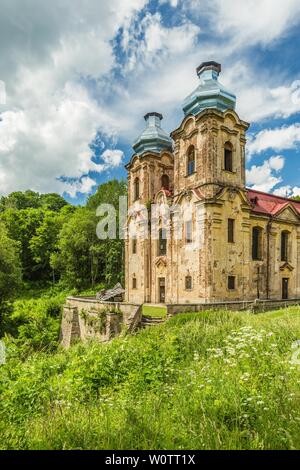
[246,188,300,217]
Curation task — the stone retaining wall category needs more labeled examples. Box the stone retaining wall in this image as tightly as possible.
[166,298,300,316]
[60,297,142,349]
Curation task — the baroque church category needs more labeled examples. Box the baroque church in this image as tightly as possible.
[125,61,300,305]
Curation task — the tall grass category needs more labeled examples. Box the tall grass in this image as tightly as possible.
[0,307,300,449]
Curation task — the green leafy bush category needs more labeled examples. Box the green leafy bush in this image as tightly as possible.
[3,292,66,357]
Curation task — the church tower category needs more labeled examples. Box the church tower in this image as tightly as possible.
[168,61,250,304]
[125,112,174,303]
[172,61,249,198]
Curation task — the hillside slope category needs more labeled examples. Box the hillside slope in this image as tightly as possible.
[1,308,300,450]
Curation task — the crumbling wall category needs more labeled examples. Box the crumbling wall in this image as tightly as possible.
[60,297,142,349]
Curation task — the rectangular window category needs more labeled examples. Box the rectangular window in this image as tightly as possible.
[228,275,235,290]
[158,228,167,256]
[132,238,137,254]
[281,232,289,261]
[252,227,262,260]
[185,220,193,244]
[185,275,192,290]
[132,277,137,289]
[228,219,235,243]
[159,277,165,303]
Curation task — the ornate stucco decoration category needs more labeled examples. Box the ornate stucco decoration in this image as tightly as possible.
[155,257,167,268]
[280,262,294,272]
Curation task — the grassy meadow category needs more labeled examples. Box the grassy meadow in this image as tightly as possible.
[1,306,300,450]
[142,304,167,317]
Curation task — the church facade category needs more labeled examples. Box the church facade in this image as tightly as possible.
[125,61,300,305]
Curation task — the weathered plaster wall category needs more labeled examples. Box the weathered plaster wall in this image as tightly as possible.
[125,151,174,304]
[172,109,247,195]
[207,188,300,302]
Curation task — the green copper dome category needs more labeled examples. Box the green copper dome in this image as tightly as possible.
[182,61,236,116]
[133,112,173,155]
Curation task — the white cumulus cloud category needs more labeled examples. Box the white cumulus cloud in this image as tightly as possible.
[247,124,300,158]
[0,0,146,197]
[101,149,124,168]
[182,0,300,48]
[273,185,300,198]
[0,76,124,196]
[246,155,285,192]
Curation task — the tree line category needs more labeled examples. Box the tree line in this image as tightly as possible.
[0,180,127,304]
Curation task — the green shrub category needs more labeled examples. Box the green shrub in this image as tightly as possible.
[3,292,66,358]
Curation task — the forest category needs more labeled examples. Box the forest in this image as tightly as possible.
[0,180,126,355]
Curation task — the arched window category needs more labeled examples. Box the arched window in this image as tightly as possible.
[187,145,195,175]
[134,178,139,201]
[252,227,263,260]
[158,228,167,256]
[161,174,170,190]
[281,231,289,261]
[224,142,233,172]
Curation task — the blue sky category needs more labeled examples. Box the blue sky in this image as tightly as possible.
[0,0,300,203]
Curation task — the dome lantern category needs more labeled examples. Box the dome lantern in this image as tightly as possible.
[182,61,236,116]
[132,112,173,156]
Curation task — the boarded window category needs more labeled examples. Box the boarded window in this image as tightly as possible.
[228,275,235,290]
[187,146,195,175]
[281,231,289,261]
[228,218,235,243]
[252,227,262,260]
[158,228,167,256]
[224,142,233,172]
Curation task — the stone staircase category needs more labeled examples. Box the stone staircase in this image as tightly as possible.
[140,315,165,328]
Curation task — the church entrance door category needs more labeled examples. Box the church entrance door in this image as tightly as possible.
[159,277,165,303]
[282,278,289,300]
